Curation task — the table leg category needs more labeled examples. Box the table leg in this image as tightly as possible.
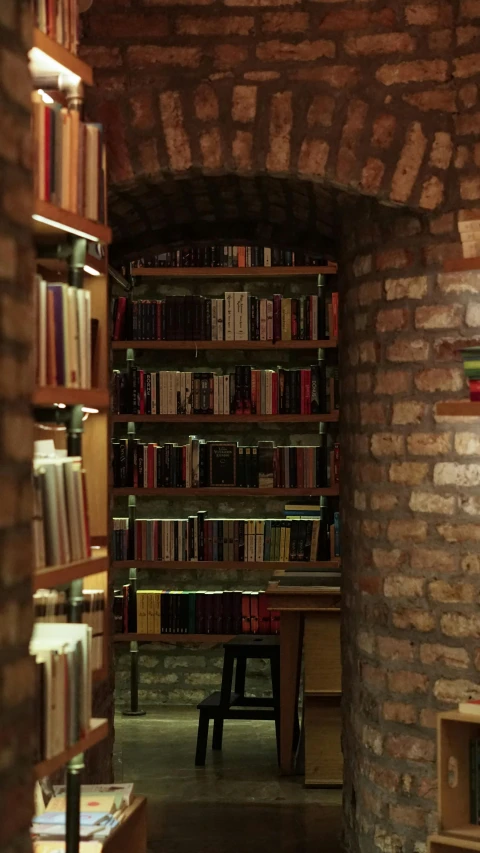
[279,611,303,775]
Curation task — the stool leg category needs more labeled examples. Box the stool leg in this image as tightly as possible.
[270,655,281,762]
[212,716,224,750]
[234,656,247,700]
[220,649,235,710]
[195,713,209,767]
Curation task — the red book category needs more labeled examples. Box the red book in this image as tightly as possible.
[250,593,259,634]
[258,594,271,635]
[272,371,278,415]
[238,246,246,268]
[241,594,251,634]
[113,297,126,341]
[147,443,155,488]
[139,370,145,414]
[332,292,339,338]
[300,369,310,414]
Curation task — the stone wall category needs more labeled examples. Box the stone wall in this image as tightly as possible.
[339,198,480,853]
[0,2,35,850]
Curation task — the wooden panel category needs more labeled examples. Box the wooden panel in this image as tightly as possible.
[429,837,480,852]
[85,272,109,392]
[34,718,108,778]
[304,612,341,694]
[438,716,480,833]
[132,265,337,277]
[33,387,109,409]
[113,560,340,571]
[113,487,339,498]
[103,797,147,853]
[32,29,94,85]
[33,200,111,244]
[304,695,343,787]
[83,413,108,540]
[112,413,339,424]
[33,548,108,590]
[114,633,234,644]
[112,340,338,351]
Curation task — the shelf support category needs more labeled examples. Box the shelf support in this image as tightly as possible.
[66,751,84,853]
[68,236,87,290]
[122,484,145,716]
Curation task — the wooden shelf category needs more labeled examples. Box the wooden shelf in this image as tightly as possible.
[33,200,112,244]
[38,252,106,278]
[436,401,480,417]
[112,339,338,351]
[131,264,337,278]
[34,718,108,778]
[112,560,340,570]
[31,29,94,85]
[103,796,147,853]
[116,633,238,643]
[33,548,108,590]
[444,828,480,843]
[113,486,339,498]
[443,257,480,273]
[429,833,480,851]
[112,413,339,424]
[33,386,110,409]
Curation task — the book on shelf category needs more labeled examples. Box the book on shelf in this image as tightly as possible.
[33,440,91,569]
[111,363,338,416]
[127,246,331,270]
[32,94,106,222]
[51,784,134,808]
[34,589,105,672]
[35,276,92,389]
[114,587,280,636]
[112,436,338,490]
[112,509,340,563]
[30,622,92,763]
[34,0,79,53]
[112,290,338,343]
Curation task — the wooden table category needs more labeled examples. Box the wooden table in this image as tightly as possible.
[266,582,341,783]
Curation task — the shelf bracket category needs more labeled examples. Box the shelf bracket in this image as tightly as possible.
[122,493,146,717]
[66,751,84,853]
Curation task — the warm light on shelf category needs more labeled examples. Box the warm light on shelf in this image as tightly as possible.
[32,212,101,242]
[83,264,101,277]
[82,407,99,414]
[29,46,81,85]
[37,88,54,104]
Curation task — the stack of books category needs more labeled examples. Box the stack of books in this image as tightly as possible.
[112,510,339,563]
[112,437,338,489]
[32,95,106,222]
[31,622,92,762]
[115,587,279,635]
[34,0,79,52]
[32,784,135,847]
[33,441,91,569]
[460,347,480,400]
[35,276,92,389]
[128,246,331,269]
[112,291,338,342]
[112,364,338,416]
[33,589,105,671]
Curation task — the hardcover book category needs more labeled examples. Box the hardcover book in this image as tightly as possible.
[209,443,237,487]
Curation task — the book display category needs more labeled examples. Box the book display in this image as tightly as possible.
[111,263,340,714]
[29,8,147,853]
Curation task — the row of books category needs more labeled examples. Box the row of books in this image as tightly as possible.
[115,587,280,636]
[460,347,480,401]
[112,364,338,416]
[32,94,106,222]
[128,247,331,269]
[35,277,92,389]
[34,0,78,53]
[34,589,105,671]
[32,784,135,845]
[112,437,339,489]
[31,622,92,762]
[33,442,91,569]
[111,292,338,342]
[112,511,340,563]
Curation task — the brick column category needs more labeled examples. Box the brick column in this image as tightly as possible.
[339,198,480,853]
[0,2,35,849]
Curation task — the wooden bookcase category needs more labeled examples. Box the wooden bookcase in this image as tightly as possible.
[111,265,340,719]
[30,20,146,853]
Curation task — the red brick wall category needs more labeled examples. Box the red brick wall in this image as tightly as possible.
[0,2,35,850]
[339,200,480,853]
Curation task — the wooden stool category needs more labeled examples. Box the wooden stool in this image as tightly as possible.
[195,636,280,767]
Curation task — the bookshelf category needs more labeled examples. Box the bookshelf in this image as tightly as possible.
[29,11,123,853]
[112,266,340,716]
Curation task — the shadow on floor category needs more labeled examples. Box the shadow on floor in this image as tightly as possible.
[114,706,342,853]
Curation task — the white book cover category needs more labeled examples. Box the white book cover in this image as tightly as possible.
[234,292,248,341]
[213,375,219,415]
[264,247,272,267]
[63,458,83,562]
[185,372,192,415]
[217,299,224,341]
[266,299,273,341]
[259,299,267,342]
[225,292,234,340]
[211,299,217,341]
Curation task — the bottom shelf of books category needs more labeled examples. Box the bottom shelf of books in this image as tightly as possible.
[32,785,147,853]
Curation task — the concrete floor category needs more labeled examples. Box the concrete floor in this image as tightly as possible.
[114,706,342,853]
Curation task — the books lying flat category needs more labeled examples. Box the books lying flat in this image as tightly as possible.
[52,784,134,808]
[34,844,102,853]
